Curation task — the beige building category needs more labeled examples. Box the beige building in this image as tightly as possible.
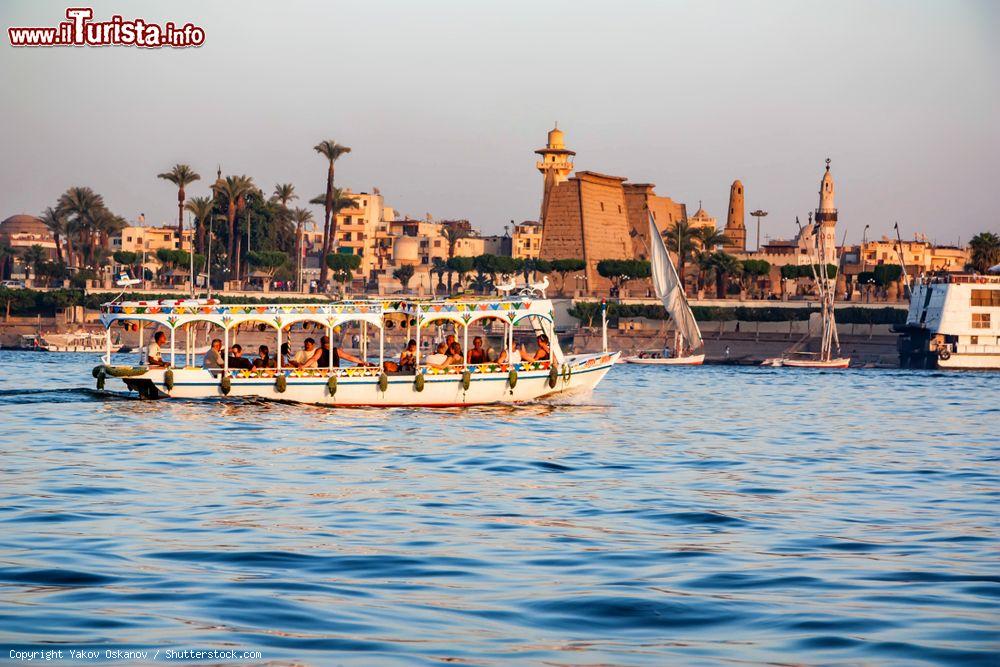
[511,221,542,259]
[0,214,57,280]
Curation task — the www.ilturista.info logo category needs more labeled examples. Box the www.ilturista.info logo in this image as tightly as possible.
[8,7,205,48]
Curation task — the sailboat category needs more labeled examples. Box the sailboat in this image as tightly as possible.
[624,214,705,365]
[762,218,850,369]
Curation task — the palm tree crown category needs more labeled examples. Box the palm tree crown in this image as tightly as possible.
[314,140,351,290]
[157,164,201,238]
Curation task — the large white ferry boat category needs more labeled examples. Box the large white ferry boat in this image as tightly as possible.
[897,274,1000,370]
[92,294,618,406]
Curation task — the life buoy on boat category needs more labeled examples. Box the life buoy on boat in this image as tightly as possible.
[461,370,471,391]
[938,347,951,361]
[220,375,231,395]
[327,375,337,396]
[164,369,174,391]
[548,365,558,389]
[507,368,518,390]
[378,372,389,393]
[275,375,287,393]
[414,373,425,392]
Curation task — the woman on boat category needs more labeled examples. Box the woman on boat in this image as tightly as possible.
[467,336,487,364]
[518,333,551,362]
[445,341,465,366]
[300,335,369,368]
[253,345,276,369]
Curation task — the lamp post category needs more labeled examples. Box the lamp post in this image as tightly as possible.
[750,210,768,252]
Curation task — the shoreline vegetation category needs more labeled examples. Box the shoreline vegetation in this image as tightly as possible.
[0,287,906,325]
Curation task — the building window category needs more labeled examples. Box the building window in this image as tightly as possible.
[972,313,990,329]
[971,290,1000,307]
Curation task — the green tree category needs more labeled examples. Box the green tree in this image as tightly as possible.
[314,140,352,289]
[184,196,215,255]
[212,175,256,279]
[157,164,201,239]
[57,186,106,267]
[39,207,68,265]
[596,259,651,294]
[431,257,449,293]
[873,264,903,287]
[325,252,362,294]
[271,183,298,209]
[740,258,771,297]
[393,264,415,291]
[705,251,741,298]
[447,256,474,291]
[248,250,289,283]
[550,258,586,295]
[969,232,1000,272]
[664,221,696,287]
[22,245,47,282]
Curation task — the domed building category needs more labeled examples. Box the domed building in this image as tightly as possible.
[0,214,58,280]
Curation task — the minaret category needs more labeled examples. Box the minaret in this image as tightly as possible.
[723,180,746,252]
[535,124,575,224]
[813,158,838,265]
[815,158,837,223]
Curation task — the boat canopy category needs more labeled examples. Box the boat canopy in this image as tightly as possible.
[99,295,563,362]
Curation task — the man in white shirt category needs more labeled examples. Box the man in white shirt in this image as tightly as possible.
[423,342,449,367]
[147,331,169,368]
[290,338,316,367]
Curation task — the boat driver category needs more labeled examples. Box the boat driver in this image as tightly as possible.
[147,331,169,368]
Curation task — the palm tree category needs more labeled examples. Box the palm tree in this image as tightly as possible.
[157,164,201,239]
[707,251,742,299]
[313,140,351,289]
[184,196,214,255]
[57,186,105,267]
[22,244,47,283]
[691,226,731,294]
[969,232,1000,273]
[290,207,314,291]
[212,175,256,280]
[39,207,67,264]
[271,183,298,209]
[309,188,357,276]
[664,221,696,289]
[440,225,470,259]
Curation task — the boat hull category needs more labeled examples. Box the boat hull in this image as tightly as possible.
[623,354,705,366]
[936,353,1000,370]
[771,357,851,369]
[106,353,618,406]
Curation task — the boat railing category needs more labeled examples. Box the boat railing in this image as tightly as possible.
[211,359,554,380]
[917,274,1000,286]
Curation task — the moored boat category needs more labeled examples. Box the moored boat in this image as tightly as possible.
[896,272,1000,370]
[623,214,705,366]
[92,294,618,406]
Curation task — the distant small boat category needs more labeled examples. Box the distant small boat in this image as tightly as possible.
[761,216,850,370]
[625,352,705,366]
[623,214,705,367]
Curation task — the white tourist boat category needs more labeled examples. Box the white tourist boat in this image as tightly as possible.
[17,331,117,353]
[896,272,1000,370]
[92,293,618,406]
[624,215,705,366]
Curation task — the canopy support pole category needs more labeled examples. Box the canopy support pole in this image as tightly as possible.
[276,325,282,371]
[104,326,111,365]
[328,323,334,371]
[223,327,229,373]
[170,327,176,368]
[138,321,145,364]
[463,321,469,368]
[379,321,384,369]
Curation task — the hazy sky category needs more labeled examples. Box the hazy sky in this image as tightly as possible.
[1,0,998,244]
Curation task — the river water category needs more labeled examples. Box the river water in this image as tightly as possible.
[0,351,996,665]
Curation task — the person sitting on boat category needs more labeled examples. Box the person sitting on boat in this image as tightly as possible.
[423,342,450,368]
[202,338,224,370]
[228,344,253,370]
[445,341,465,366]
[253,345,276,369]
[279,342,292,367]
[497,344,521,364]
[468,336,488,364]
[518,333,551,362]
[147,331,169,368]
[393,339,417,373]
[301,335,368,368]
[289,338,316,368]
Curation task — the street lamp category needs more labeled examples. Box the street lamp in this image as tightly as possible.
[750,210,768,252]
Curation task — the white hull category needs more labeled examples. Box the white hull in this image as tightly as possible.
[103,353,618,406]
[763,357,851,369]
[623,353,705,366]
[936,354,1000,370]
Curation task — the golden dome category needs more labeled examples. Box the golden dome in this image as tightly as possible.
[546,125,565,150]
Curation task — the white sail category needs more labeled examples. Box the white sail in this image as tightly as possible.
[649,214,703,351]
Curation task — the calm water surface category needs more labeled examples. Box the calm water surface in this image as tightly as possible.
[0,351,997,665]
